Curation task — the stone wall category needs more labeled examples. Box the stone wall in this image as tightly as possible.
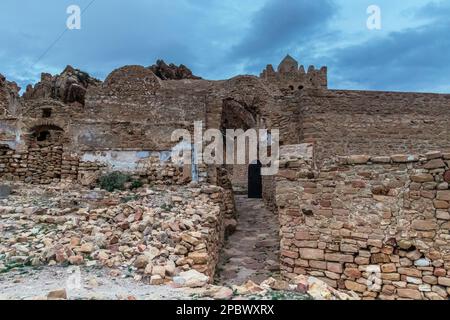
[0,148,204,186]
[262,174,276,211]
[276,145,450,300]
[78,66,209,151]
[301,89,450,164]
[0,146,65,184]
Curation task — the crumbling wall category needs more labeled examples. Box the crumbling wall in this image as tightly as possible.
[0,73,21,118]
[0,148,203,186]
[0,146,76,184]
[262,174,276,211]
[276,145,450,300]
[23,65,101,106]
[78,65,208,151]
[301,89,450,164]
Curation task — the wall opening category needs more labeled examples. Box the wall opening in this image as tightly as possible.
[42,108,52,118]
[29,124,64,146]
[220,98,258,193]
[248,160,262,198]
[36,130,51,141]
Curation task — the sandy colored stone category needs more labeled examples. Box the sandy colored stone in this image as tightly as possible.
[397,288,422,300]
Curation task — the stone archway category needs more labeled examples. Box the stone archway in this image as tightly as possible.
[28,124,64,146]
[220,98,258,193]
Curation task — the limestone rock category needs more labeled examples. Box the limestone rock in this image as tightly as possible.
[47,289,67,300]
[173,270,209,288]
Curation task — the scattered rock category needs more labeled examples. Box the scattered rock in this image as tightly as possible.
[47,289,67,300]
[173,270,209,288]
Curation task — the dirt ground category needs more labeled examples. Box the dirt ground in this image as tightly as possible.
[0,265,200,300]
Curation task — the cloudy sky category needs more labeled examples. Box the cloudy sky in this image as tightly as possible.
[0,0,449,93]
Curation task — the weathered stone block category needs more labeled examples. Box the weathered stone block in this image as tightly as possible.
[391,154,418,163]
[327,262,343,273]
[411,220,437,231]
[299,248,324,260]
[344,280,366,293]
[437,190,450,201]
[410,174,434,183]
[398,268,422,277]
[282,250,299,259]
[348,155,370,164]
[325,253,354,263]
[438,277,450,287]
[424,159,445,169]
[381,263,396,273]
[397,288,422,300]
[371,253,390,264]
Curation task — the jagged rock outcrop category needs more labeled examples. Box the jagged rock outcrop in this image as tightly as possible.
[148,60,201,80]
[23,66,101,105]
[0,73,21,117]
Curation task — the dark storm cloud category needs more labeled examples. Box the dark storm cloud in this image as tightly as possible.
[229,0,337,73]
[328,1,450,92]
[0,0,449,93]
[0,0,230,89]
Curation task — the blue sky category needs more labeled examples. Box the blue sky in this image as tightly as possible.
[0,0,449,93]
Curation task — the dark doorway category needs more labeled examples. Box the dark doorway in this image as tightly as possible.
[36,130,51,141]
[248,160,262,198]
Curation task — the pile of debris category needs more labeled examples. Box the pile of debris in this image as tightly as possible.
[0,182,226,284]
[204,275,360,300]
[28,274,361,300]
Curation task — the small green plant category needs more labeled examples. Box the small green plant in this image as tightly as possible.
[130,179,143,190]
[160,203,174,212]
[99,171,131,192]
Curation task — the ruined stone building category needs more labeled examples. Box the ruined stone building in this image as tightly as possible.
[1,56,450,299]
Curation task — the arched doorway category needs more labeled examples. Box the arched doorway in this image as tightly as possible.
[29,124,64,146]
[248,160,262,198]
[220,98,258,193]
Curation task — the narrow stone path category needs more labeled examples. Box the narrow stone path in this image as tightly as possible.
[215,195,280,286]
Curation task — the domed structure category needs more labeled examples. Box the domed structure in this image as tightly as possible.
[277,54,299,73]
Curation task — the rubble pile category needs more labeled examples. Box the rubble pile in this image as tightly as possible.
[193,275,360,300]
[0,182,227,283]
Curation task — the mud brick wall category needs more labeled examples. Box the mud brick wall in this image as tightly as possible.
[301,89,450,164]
[276,148,450,300]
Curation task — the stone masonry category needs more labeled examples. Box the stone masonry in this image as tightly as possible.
[276,145,450,300]
[1,55,450,299]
